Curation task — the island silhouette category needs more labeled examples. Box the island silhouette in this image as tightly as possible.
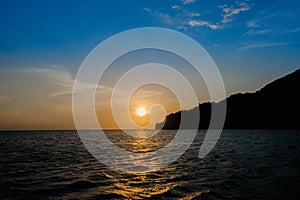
[156,68,300,129]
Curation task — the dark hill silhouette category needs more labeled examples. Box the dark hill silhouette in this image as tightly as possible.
[156,68,300,129]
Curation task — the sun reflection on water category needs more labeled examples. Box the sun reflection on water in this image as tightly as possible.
[99,130,207,199]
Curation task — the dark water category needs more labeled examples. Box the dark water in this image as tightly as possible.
[0,130,299,200]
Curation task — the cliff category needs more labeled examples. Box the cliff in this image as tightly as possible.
[156,69,300,129]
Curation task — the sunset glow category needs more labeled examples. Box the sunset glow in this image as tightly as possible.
[0,0,299,131]
[136,107,147,117]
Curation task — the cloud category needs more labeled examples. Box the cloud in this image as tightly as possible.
[182,0,196,5]
[143,1,253,32]
[238,42,288,51]
[188,20,219,30]
[285,27,300,34]
[176,25,188,31]
[143,7,173,25]
[49,91,72,98]
[143,7,151,12]
[244,29,271,36]
[24,67,74,98]
[0,67,76,130]
[247,20,260,28]
[188,20,206,27]
[189,12,200,17]
[35,68,73,87]
[132,89,164,100]
[208,24,218,30]
[221,2,251,24]
[247,13,298,36]
[0,67,74,98]
[171,5,181,10]
[6,67,74,87]
[0,96,10,103]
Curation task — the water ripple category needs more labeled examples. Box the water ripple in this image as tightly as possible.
[0,130,299,199]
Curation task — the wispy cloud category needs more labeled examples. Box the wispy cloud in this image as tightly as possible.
[247,20,260,28]
[246,13,299,36]
[49,90,72,98]
[247,13,278,29]
[244,29,271,36]
[143,7,173,25]
[189,12,200,17]
[132,89,165,100]
[221,2,251,24]
[182,0,196,5]
[143,7,151,12]
[147,9,217,30]
[25,68,74,98]
[238,42,288,51]
[285,27,300,34]
[0,66,76,130]
[171,5,181,10]
[188,20,218,30]
[143,1,250,31]
[188,20,205,27]
[0,67,74,98]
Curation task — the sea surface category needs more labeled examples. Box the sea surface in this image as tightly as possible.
[0,130,299,199]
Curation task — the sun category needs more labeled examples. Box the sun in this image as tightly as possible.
[136,107,147,117]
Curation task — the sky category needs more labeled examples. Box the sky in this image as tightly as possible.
[0,0,299,130]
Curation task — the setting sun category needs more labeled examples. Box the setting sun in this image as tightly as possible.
[136,107,147,116]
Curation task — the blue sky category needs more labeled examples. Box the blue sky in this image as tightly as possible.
[0,0,299,129]
[1,0,299,89]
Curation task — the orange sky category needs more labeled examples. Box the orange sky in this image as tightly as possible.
[0,66,209,130]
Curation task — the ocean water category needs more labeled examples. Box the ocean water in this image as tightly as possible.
[0,130,299,200]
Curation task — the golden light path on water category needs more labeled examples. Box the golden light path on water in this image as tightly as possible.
[102,129,209,199]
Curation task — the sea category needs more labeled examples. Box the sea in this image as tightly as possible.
[0,130,299,200]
